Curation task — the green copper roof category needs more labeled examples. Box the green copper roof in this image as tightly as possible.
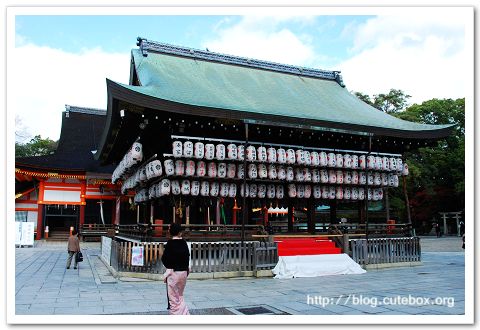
[116,44,453,136]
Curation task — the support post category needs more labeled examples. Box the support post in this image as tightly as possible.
[385,187,390,222]
[307,200,316,234]
[79,204,85,229]
[443,213,448,236]
[216,199,221,225]
[241,122,249,244]
[365,135,372,239]
[36,204,44,240]
[330,199,337,224]
[287,201,294,232]
[402,176,413,235]
[186,206,190,225]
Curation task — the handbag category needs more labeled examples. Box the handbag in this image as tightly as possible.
[76,251,84,263]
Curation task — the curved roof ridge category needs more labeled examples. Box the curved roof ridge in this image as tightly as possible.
[65,104,106,116]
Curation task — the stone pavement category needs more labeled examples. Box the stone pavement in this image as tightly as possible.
[13,236,466,317]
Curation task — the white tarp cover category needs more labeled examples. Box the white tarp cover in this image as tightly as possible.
[272,253,366,279]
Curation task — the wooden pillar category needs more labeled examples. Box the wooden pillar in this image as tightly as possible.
[385,187,390,221]
[79,204,85,228]
[287,200,294,232]
[111,199,117,225]
[402,176,413,235]
[186,206,190,225]
[263,206,269,226]
[36,204,44,240]
[232,199,240,225]
[150,203,154,225]
[307,200,316,234]
[114,196,121,225]
[442,213,448,236]
[216,199,221,225]
[330,199,337,224]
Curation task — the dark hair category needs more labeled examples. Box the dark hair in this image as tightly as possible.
[72,229,77,236]
[169,223,183,236]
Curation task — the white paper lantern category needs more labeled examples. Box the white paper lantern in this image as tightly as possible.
[296,150,305,165]
[389,158,397,171]
[359,172,367,185]
[367,188,373,201]
[151,160,163,178]
[320,169,329,183]
[227,163,236,179]
[217,163,227,178]
[313,185,322,199]
[277,148,287,164]
[388,173,395,187]
[185,160,195,176]
[149,185,156,199]
[358,188,365,200]
[194,142,204,159]
[227,143,237,160]
[344,171,352,184]
[267,184,276,199]
[393,174,399,187]
[374,172,382,186]
[312,169,320,183]
[304,185,312,199]
[249,184,258,198]
[240,183,250,198]
[164,160,175,176]
[328,187,336,199]
[311,152,320,166]
[139,166,147,183]
[277,166,287,180]
[295,168,304,182]
[248,164,258,179]
[303,168,312,182]
[367,173,374,185]
[276,185,284,199]
[171,180,181,195]
[172,141,183,158]
[175,160,185,176]
[402,163,409,176]
[377,188,384,200]
[286,167,295,181]
[160,179,171,196]
[191,181,200,196]
[351,155,359,169]
[344,187,351,200]
[381,173,389,186]
[196,161,206,177]
[182,141,193,158]
[375,156,382,170]
[352,171,359,185]
[321,186,329,199]
[210,182,219,197]
[214,144,224,161]
[257,146,267,162]
[220,182,229,197]
[382,156,390,171]
[351,187,359,200]
[297,184,305,198]
[319,152,328,167]
[207,162,217,178]
[228,183,237,198]
[200,181,210,197]
[237,145,245,161]
[130,142,143,163]
[335,154,344,168]
[155,182,162,198]
[237,164,245,179]
[372,188,380,201]
[288,184,297,198]
[268,164,278,179]
[336,186,343,200]
[258,184,267,198]
[358,155,366,169]
[303,151,311,166]
[205,144,215,160]
[327,153,336,167]
[396,159,403,173]
[367,155,375,170]
[328,170,337,184]
[181,180,191,195]
[246,146,257,161]
[336,170,344,184]
[267,147,277,163]
[343,154,352,169]
[257,164,267,179]
[286,149,296,164]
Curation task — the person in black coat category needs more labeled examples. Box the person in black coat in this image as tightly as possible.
[161,223,190,315]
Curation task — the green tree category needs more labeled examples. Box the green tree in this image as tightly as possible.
[15,135,57,157]
[354,88,411,114]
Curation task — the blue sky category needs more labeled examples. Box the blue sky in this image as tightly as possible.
[12,9,471,142]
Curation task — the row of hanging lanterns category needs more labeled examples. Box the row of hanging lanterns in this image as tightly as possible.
[172,140,406,172]
[112,142,143,183]
[134,179,385,203]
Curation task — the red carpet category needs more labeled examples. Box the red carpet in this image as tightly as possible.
[275,237,342,256]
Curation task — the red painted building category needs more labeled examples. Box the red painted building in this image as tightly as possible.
[15,105,134,240]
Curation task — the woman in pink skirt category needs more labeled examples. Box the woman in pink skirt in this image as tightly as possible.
[161,223,190,315]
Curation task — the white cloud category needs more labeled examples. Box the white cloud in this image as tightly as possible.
[202,16,316,67]
[11,42,130,141]
[337,14,467,104]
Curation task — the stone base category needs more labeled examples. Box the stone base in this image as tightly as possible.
[363,261,423,270]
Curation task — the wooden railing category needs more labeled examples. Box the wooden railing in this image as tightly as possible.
[350,237,421,265]
[79,224,115,241]
[107,239,278,274]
